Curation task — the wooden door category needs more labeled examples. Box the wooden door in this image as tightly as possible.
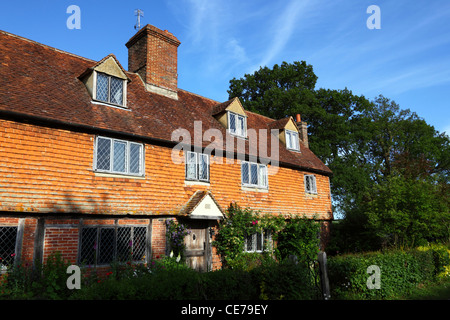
[184,221,211,272]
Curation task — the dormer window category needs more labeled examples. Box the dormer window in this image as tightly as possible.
[95,72,125,106]
[228,111,246,138]
[285,130,300,151]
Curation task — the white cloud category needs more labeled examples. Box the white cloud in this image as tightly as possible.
[250,0,310,71]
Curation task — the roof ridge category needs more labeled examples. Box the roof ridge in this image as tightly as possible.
[0,29,96,64]
[177,88,220,104]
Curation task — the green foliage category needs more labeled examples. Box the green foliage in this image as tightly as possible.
[212,203,285,269]
[276,216,321,263]
[228,61,450,252]
[1,252,72,300]
[328,246,450,299]
[213,204,321,269]
[165,219,190,259]
[72,260,318,300]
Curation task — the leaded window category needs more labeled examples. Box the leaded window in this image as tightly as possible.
[0,226,18,270]
[228,112,246,138]
[241,161,268,189]
[185,151,209,182]
[94,136,144,176]
[304,174,317,194]
[285,130,300,151]
[79,225,147,266]
[244,230,272,253]
[95,72,124,106]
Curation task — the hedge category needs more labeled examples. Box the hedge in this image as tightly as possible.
[328,244,450,299]
[70,260,320,300]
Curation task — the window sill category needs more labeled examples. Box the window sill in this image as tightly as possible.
[92,100,128,110]
[185,180,210,186]
[94,172,145,180]
[241,186,269,192]
[305,192,318,198]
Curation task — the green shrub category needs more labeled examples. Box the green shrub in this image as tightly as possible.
[328,248,445,299]
[72,260,319,300]
[1,252,72,300]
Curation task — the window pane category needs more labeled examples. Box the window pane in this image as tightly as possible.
[250,163,258,185]
[286,131,292,149]
[256,232,263,251]
[246,234,254,252]
[129,143,142,174]
[98,228,115,264]
[229,113,236,133]
[258,165,267,188]
[132,227,147,262]
[237,115,245,136]
[186,152,197,179]
[110,77,123,105]
[113,141,126,173]
[199,154,209,181]
[0,227,17,267]
[96,73,109,102]
[293,132,299,150]
[80,228,97,265]
[117,227,131,262]
[241,162,249,184]
[96,137,111,171]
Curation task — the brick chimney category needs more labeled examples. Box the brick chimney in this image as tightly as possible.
[295,114,309,148]
[126,24,181,99]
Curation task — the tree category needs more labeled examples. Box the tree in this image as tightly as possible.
[228,61,450,252]
[228,61,317,120]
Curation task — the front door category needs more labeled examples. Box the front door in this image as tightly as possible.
[184,220,211,272]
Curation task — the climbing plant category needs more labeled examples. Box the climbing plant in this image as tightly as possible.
[213,203,320,269]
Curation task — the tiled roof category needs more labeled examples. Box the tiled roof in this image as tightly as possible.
[179,190,224,217]
[0,30,332,176]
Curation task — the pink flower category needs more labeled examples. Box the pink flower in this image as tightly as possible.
[252,220,258,225]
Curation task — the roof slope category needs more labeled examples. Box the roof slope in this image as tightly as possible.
[0,30,331,175]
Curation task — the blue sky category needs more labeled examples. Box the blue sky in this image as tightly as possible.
[1,0,449,135]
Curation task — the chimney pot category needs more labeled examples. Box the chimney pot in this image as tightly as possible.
[295,114,301,123]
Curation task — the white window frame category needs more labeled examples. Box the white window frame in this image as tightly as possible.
[304,174,317,194]
[244,230,272,253]
[285,130,300,151]
[185,151,210,182]
[94,136,144,177]
[93,71,127,107]
[241,161,268,189]
[228,111,247,138]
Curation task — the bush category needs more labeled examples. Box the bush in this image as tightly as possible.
[72,260,319,300]
[1,252,72,300]
[328,246,449,299]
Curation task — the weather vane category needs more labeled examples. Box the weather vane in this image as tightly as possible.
[134,9,144,31]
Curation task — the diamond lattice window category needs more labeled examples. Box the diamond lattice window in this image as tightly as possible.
[95,72,124,106]
[94,136,143,176]
[0,227,18,268]
[241,161,268,189]
[79,225,148,266]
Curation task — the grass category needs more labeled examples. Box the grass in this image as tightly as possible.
[399,278,450,300]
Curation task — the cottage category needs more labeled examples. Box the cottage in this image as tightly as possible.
[0,24,332,272]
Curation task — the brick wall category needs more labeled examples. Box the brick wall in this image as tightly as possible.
[126,25,180,92]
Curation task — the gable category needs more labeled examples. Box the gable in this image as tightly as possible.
[213,97,247,129]
[180,191,224,220]
[94,56,128,80]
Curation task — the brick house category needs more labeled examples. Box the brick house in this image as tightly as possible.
[0,24,332,272]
